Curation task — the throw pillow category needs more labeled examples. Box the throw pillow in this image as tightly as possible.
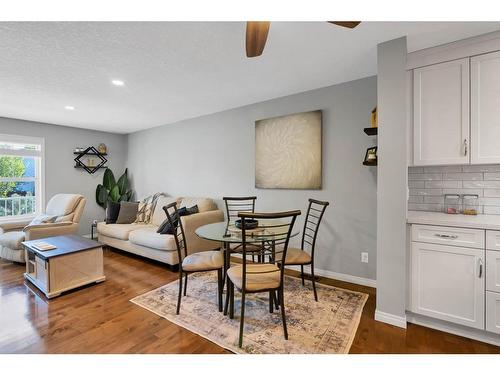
[158,205,197,235]
[106,201,121,224]
[28,214,57,226]
[135,193,166,224]
[116,201,140,224]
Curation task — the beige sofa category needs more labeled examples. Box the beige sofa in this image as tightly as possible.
[0,194,86,263]
[97,196,224,266]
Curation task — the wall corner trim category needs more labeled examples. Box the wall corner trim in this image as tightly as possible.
[375,310,408,329]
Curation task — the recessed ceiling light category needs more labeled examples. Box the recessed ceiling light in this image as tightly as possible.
[111,79,125,86]
[64,105,75,110]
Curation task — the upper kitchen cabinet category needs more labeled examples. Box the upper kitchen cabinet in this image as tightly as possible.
[471,51,500,164]
[413,58,470,166]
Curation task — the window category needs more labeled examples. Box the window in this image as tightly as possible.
[0,134,44,221]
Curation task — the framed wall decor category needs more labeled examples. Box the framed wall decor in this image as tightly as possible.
[255,110,322,189]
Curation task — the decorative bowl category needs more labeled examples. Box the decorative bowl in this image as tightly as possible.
[234,219,259,230]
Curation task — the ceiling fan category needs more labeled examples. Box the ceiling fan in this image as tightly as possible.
[245,21,361,58]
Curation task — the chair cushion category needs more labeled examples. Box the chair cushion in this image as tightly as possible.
[55,213,74,223]
[0,231,25,250]
[278,247,312,265]
[28,214,57,226]
[45,194,83,216]
[227,263,280,292]
[97,222,154,240]
[129,227,177,251]
[182,250,223,272]
[179,197,216,213]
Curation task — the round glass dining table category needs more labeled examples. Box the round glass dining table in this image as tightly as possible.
[195,221,299,315]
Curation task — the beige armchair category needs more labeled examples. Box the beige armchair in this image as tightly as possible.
[0,194,86,263]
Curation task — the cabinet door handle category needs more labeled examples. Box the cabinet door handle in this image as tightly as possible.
[464,139,468,156]
[478,258,483,278]
[434,234,458,239]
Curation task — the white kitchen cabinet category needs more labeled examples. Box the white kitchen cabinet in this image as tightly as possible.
[486,250,500,293]
[413,58,470,166]
[486,292,500,334]
[411,241,485,329]
[471,51,500,164]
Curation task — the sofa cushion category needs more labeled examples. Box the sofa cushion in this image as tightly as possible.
[97,222,154,241]
[0,231,25,250]
[129,227,177,251]
[179,197,216,213]
[151,196,179,226]
[46,194,83,216]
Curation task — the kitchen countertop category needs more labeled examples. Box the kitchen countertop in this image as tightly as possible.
[407,210,500,230]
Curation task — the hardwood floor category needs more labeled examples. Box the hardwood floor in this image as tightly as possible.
[0,248,498,354]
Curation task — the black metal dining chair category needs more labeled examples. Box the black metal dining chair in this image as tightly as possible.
[226,210,301,348]
[277,198,329,301]
[223,196,262,262]
[164,202,224,315]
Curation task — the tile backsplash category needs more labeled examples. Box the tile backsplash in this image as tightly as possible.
[408,164,500,215]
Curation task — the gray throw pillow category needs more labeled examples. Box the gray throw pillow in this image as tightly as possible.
[115,202,139,224]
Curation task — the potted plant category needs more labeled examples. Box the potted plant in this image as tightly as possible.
[95,168,133,209]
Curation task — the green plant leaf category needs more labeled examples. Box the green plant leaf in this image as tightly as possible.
[103,168,116,190]
[116,168,129,195]
[126,190,133,201]
[96,184,108,209]
[109,185,120,202]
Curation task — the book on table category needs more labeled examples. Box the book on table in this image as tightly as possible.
[31,242,57,251]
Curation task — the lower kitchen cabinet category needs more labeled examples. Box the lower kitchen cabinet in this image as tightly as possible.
[486,292,500,334]
[486,250,500,293]
[411,241,485,329]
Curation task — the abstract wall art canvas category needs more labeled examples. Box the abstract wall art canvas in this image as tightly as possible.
[255,110,322,189]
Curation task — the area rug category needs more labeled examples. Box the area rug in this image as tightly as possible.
[131,271,368,354]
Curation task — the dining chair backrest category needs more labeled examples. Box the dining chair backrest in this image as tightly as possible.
[301,199,330,257]
[223,196,257,224]
[238,210,301,290]
[163,202,188,261]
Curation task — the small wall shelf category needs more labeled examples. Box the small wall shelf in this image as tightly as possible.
[363,160,378,166]
[74,146,108,174]
[364,127,378,136]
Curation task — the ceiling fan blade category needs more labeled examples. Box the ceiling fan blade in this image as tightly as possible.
[246,21,271,58]
[328,21,361,29]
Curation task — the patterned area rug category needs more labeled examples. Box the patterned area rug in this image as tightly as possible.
[131,271,368,354]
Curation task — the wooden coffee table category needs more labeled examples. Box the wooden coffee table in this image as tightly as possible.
[23,235,106,298]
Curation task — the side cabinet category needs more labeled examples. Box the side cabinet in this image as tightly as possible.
[411,240,485,329]
[486,230,500,334]
[413,58,470,166]
[471,51,500,164]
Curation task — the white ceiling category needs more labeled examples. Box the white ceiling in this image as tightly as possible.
[1,22,499,134]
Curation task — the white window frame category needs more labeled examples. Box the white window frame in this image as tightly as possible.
[0,133,45,223]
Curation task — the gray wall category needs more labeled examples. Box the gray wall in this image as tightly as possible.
[375,37,408,324]
[0,117,128,235]
[128,76,378,282]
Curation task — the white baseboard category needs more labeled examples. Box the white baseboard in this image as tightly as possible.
[407,312,500,347]
[375,310,407,329]
[287,265,376,288]
[81,233,92,239]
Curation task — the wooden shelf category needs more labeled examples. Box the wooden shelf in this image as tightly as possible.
[74,151,107,156]
[363,160,377,166]
[364,127,378,136]
[74,165,107,169]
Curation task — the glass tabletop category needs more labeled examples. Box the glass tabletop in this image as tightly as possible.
[195,221,299,244]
